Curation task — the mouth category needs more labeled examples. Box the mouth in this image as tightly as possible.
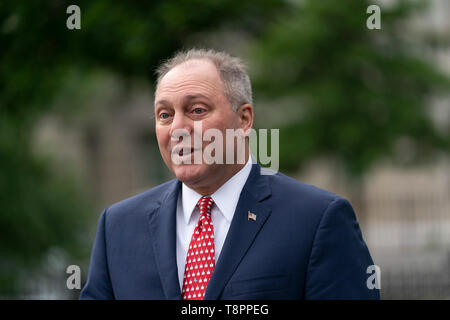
[172,146,199,157]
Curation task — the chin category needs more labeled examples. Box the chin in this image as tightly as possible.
[172,163,208,185]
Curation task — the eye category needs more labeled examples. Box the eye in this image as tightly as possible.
[192,107,205,115]
[159,112,170,120]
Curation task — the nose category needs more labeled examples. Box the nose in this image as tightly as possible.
[169,112,193,141]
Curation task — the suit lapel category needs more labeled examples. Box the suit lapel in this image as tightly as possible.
[205,164,272,300]
[147,180,182,300]
[147,164,272,300]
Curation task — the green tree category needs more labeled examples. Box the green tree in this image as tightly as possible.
[0,0,287,297]
[251,0,450,218]
[2,0,448,297]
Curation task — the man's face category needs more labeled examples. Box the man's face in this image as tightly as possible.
[154,59,247,191]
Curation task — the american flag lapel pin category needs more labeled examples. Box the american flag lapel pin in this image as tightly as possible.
[248,211,257,221]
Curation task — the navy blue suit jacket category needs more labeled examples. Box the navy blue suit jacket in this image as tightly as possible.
[80,164,379,299]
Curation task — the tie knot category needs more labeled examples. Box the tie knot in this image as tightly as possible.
[197,196,214,217]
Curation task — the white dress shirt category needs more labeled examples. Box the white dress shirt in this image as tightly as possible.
[176,157,253,290]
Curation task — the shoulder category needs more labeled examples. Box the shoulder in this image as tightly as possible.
[268,170,339,208]
[265,170,361,245]
[262,170,357,231]
[102,179,179,224]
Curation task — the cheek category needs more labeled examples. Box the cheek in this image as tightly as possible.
[203,112,236,132]
[156,127,171,150]
[199,116,229,143]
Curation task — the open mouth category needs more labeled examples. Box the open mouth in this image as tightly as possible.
[179,148,195,156]
[172,146,198,157]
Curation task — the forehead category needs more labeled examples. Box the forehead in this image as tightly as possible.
[155,59,225,102]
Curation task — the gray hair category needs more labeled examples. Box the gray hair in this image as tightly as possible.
[155,48,253,111]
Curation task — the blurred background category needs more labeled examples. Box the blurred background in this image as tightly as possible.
[0,0,449,299]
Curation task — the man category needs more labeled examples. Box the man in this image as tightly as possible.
[80,49,379,300]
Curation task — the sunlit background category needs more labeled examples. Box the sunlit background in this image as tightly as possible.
[1,0,449,299]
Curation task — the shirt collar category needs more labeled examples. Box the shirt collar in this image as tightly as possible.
[181,156,253,225]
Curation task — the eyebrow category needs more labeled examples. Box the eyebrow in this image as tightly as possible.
[155,94,212,109]
[154,99,171,108]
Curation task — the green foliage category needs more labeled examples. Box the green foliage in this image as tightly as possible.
[0,0,287,297]
[251,0,450,176]
[0,119,92,296]
[1,0,449,297]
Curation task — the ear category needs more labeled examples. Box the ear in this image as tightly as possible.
[237,104,254,134]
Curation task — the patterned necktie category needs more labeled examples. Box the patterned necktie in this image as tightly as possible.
[181,196,216,300]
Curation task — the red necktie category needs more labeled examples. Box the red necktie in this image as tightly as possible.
[181,196,215,300]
